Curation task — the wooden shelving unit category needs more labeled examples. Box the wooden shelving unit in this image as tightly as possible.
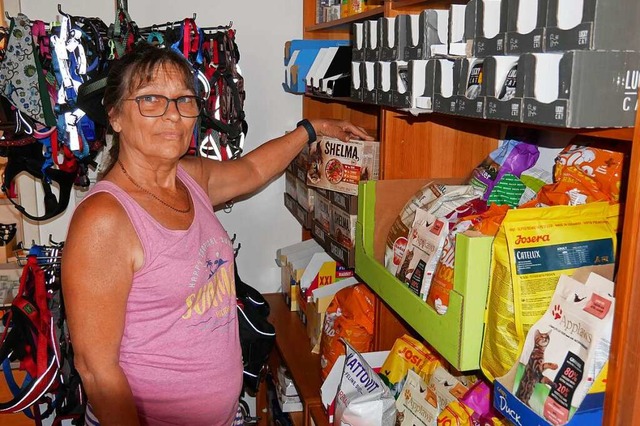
[267,1,640,425]
[258,294,327,425]
[306,6,384,31]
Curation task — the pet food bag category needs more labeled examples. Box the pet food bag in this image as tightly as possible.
[522,142,625,208]
[427,204,509,315]
[384,183,475,276]
[512,274,614,425]
[334,339,396,426]
[469,140,540,201]
[480,203,615,381]
[395,210,449,299]
[461,380,509,426]
[379,334,441,399]
[320,284,375,380]
[395,369,439,426]
[428,366,470,412]
[554,143,624,203]
[436,400,475,425]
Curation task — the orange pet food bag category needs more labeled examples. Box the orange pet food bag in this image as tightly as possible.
[320,284,375,379]
[554,143,625,202]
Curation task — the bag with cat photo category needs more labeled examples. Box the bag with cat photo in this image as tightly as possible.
[511,274,614,425]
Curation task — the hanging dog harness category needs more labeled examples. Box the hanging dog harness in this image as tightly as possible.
[0,255,61,413]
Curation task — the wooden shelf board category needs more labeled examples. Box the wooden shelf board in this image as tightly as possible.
[265,293,324,407]
[390,0,466,9]
[304,93,634,142]
[390,0,429,6]
[289,411,304,426]
[308,404,330,426]
[574,127,634,141]
[306,6,384,31]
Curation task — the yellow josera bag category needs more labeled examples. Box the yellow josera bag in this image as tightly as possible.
[480,202,616,381]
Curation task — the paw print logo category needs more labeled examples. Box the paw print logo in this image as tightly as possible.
[404,389,412,401]
[552,304,563,320]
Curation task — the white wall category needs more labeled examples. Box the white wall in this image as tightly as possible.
[17,0,304,292]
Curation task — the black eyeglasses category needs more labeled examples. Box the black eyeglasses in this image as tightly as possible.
[125,94,204,118]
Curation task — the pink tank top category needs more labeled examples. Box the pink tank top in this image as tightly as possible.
[82,166,242,425]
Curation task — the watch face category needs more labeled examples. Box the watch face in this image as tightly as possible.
[465,63,484,100]
[498,64,518,101]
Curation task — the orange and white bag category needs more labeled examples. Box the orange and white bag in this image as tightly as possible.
[320,284,375,380]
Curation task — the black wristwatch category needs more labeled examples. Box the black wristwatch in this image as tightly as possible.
[296,119,317,145]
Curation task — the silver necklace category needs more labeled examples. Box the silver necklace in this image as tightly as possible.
[117,160,191,214]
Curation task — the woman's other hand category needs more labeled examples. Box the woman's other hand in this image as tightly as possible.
[310,118,375,142]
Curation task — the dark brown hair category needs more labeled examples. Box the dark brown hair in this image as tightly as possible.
[101,42,196,175]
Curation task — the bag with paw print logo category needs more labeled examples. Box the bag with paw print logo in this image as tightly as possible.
[512,273,614,425]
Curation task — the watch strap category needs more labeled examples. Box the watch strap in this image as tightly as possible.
[296,119,317,145]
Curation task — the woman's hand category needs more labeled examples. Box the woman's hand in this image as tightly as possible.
[310,118,375,142]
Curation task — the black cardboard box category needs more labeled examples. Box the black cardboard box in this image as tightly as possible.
[351,61,364,101]
[544,0,640,52]
[362,61,378,104]
[432,58,460,115]
[505,0,547,54]
[471,0,509,57]
[483,55,523,123]
[365,20,380,62]
[379,16,406,61]
[375,61,394,107]
[521,50,640,128]
[412,59,443,112]
[456,57,486,119]
[352,22,366,62]
[402,10,450,60]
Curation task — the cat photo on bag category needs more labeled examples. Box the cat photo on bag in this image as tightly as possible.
[514,329,558,407]
[511,274,614,425]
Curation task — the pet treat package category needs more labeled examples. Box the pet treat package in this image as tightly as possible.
[521,172,610,207]
[384,183,475,276]
[428,204,509,315]
[461,380,509,426]
[334,339,396,426]
[379,334,441,399]
[481,203,615,381]
[436,400,475,425]
[518,161,555,206]
[306,137,380,196]
[320,284,375,380]
[469,140,540,201]
[553,143,624,203]
[522,142,625,208]
[395,370,439,426]
[428,366,469,410]
[511,274,614,425]
[395,210,449,299]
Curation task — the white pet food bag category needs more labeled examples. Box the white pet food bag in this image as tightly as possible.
[512,274,614,425]
[334,339,396,426]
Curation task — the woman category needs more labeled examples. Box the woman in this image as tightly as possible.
[61,43,371,426]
